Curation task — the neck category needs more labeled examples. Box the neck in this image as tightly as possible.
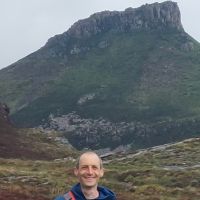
[81,186,99,199]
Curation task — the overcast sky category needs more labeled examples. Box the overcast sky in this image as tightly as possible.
[0,0,199,70]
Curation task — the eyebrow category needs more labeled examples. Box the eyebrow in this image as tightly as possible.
[80,164,100,168]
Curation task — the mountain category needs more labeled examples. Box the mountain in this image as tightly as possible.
[0,1,200,150]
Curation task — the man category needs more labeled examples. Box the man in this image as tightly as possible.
[54,151,116,200]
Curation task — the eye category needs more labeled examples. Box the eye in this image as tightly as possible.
[81,166,88,169]
[92,166,98,170]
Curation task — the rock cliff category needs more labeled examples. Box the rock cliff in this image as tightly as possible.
[47,1,183,46]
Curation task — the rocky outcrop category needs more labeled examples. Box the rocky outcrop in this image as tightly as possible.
[0,103,11,125]
[43,112,200,150]
[43,112,139,149]
[47,1,183,45]
[68,1,182,38]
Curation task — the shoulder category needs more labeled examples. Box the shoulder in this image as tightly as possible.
[98,186,117,199]
[54,191,75,200]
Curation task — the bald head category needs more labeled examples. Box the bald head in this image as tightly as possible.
[76,151,103,169]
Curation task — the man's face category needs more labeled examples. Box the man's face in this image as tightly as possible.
[74,153,104,188]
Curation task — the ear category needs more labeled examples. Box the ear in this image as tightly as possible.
[74,167,78,176]
[100,168,104,177]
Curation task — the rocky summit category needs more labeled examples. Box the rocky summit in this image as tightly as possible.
[0,1,200,150]
[46,1,183,55]
[78,4,180,34]
[49,1,182,41]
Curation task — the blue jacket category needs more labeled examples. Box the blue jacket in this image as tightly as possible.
[54,183,117,200]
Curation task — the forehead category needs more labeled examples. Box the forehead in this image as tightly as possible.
[79,153,101,166]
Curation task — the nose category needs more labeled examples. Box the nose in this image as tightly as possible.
[87,166,93,174]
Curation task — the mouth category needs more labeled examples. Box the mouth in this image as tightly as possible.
[84,177,95,181]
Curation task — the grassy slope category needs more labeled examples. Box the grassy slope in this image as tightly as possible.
[0,137,199,200]
[0,126,77,160]
[10,30,200,127]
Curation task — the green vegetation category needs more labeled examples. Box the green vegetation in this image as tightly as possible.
[11,30,200,125]
[4,29,200,125]
[1,27,200,149]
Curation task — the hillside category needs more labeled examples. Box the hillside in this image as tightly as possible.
[0,1,200,150]
[0,103,76,160]
[0,137,199,200]
[0,103,17,158]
